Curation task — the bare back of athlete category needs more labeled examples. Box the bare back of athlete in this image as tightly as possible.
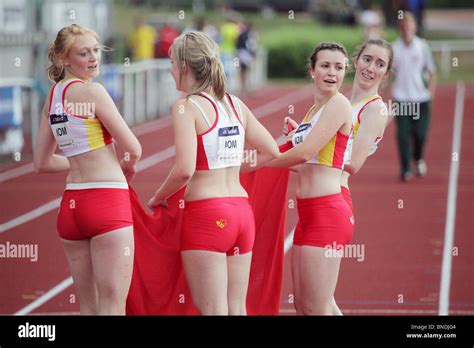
[184,94,248,201]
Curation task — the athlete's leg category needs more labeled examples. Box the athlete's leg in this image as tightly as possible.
[90,226,134,315]
[299,245,342,315]
[60,238,98,315]
[291,245,304,315]
[227,252,252,315]
[413,101,431,162]
[395,104,413,179]
[181,250,228,315]
[331,296,343,315]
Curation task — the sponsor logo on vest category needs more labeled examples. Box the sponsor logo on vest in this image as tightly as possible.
[49,114,68,125]
[218,126,240,137]
[296,123,310,132]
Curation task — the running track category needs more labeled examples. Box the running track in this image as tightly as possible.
[0,84,472,315]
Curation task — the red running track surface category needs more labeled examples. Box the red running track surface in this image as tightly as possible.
[0,84,472,315]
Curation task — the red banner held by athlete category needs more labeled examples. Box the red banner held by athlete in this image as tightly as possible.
[126,145,290,315]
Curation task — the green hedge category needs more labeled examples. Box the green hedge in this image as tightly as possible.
[263,22,397,78]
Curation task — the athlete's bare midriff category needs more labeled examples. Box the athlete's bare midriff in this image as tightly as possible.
[66,144,126,183]
[185,166,248,201]
[340,170,350,189]
[296,164,342,199]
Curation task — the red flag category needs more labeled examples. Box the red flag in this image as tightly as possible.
[126,145,290,315]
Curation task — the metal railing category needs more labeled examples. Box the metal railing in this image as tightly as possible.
[428,39,474,76]
[98,59,181,126]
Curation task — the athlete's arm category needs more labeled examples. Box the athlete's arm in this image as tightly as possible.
[78,82,142,180]
[148,99,197,208]
[267,93,352,168]
[344,101,387,175]
[237,98,280,172]
[34,98,70,173]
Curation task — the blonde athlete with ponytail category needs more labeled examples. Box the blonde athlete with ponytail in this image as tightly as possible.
[147,32,279,315]
[34,24,142,315]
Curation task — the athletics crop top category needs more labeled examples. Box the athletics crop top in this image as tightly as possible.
[291,104,350,169]
[48,78,112,157]
[191,92,245,170]
[343,96,385,165]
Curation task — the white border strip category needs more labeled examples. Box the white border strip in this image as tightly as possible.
[65,182,129,190]
[438,81,465,316]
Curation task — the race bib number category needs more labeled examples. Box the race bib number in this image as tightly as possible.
[292,123,311,146]
[49,114,74,149]
[217,125,242,163]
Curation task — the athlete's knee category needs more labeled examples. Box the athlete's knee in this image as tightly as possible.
[293,296,304,315]
[96,280,128,303]
[301,299,332,315]
[80,304,97,315]
[228,300,247,315]
[196,301,228,315]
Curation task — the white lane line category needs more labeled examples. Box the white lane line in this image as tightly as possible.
[439,81,465,316]
[0,87,312,183]
[13,88,313,315]
[284,228,295,254]
[14,277,73,315]
[0,198,62,233]
[0,163,35,183]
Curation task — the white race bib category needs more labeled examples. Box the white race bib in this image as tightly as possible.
[50,114,74,149]
[217,125,242,164]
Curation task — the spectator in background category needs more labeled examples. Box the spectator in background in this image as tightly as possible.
[407,0,426,36]
[359,4,383,40]
[236,21,257,96]
[128,17,156,61]
[219,16,240,86]
[155,22,179,58]
[392,11,436,182]
[195,17,221,44]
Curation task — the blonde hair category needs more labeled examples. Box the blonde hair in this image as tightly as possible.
[170,31,227,100]
[47,24,100,82]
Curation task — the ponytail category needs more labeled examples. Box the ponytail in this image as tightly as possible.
[170,31,227,100]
